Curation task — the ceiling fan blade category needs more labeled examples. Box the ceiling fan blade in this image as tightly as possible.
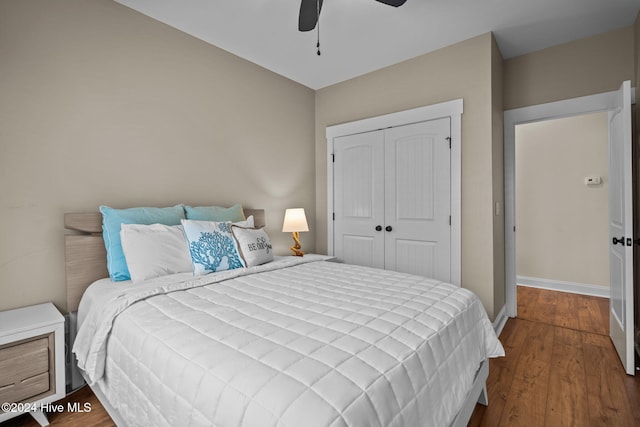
[375,0,407,6]
[299,0,323,32]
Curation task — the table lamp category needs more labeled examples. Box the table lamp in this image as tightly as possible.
[282,208,309,256]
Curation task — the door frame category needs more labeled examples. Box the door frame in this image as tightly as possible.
[326,99,463,286]
[504,89,636,318]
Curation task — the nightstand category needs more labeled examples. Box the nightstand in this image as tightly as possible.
[0,303,65,426]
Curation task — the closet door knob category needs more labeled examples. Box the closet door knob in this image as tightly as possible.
[385,226,393,232]
[375,225,382,231]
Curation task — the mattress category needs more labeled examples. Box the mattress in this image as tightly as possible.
[73,255,504,427]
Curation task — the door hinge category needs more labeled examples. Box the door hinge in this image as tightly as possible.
[449,216,451,226]
[332,154,335,162]
[332,212,335,220]
[446,136,451,149]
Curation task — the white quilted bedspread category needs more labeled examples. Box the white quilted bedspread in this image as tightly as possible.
[74,256,503,427]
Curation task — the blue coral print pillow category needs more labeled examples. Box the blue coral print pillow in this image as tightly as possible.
[181,220,246,275]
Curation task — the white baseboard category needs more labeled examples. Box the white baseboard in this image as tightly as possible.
[517,276,610,298]
[492,305,508,337]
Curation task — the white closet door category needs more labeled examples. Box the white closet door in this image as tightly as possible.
[333,130,385,268]
[384,118,451,281]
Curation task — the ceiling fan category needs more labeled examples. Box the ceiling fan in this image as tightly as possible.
[298,0,408,32]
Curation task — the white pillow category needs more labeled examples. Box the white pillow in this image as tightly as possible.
[232,226,274,267]
[120,224,192,283]
[181,220,246,275]
[235,215,254,228]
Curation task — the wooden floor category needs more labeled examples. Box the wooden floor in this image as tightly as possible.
[2,385,114,426]
[4,286,639,427]
[515,285,610,335]
[470,286,640,427]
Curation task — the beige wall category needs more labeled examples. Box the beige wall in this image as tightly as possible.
[637,13,640,91]
[515,113,609,287]
[491,36,505,317]
[637,13,640,96]
[3,1,637,321]
[0,0,316,312]
[315,33,504,319]
[504,26,635,110]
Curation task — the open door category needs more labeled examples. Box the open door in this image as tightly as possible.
[608,80,635,376]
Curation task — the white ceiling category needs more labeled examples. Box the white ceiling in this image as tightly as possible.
[115,0,640,90]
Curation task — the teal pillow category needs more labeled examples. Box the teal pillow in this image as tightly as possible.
[100,205,185,281]
[184,204,245,222]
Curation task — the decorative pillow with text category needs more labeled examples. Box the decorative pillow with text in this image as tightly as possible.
[232,226,274,267]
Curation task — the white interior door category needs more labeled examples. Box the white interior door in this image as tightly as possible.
[384,118,451,280]
[608,80,635,376]
[333,130,385,268]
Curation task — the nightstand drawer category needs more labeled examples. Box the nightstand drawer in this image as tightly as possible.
[0,372,49,405]
[0,335,51,403]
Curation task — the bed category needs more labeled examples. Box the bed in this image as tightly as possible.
[64,208,504,427]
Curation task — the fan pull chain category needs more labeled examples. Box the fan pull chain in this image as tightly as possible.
[316,0,321,55]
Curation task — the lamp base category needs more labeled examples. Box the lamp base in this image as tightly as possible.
[289,231,305,257]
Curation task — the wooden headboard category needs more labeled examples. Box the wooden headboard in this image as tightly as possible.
[64,209,266,312]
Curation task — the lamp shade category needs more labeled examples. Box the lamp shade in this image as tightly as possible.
[282,208,309,232]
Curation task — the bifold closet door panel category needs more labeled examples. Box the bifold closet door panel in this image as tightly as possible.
[333,130,385,269]
[384,118,451,281]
